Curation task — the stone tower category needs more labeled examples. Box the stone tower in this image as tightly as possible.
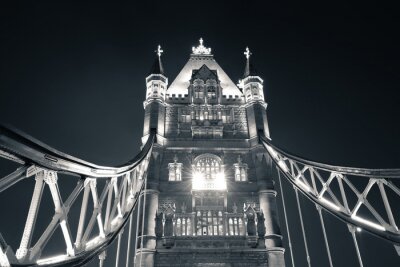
[136,39,285,267]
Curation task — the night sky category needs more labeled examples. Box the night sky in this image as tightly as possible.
[0,1,399,266]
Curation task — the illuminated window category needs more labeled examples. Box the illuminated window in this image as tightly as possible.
[175,216,191,236]
[192,154,226,190]
[207,86,216,99]
[196,210,224,236]
[233,155,248,182]
[221,109,233,123]
[168,155,182,181]
[179,108,191,123]
[228,216,244,236]
[193,79,204,99]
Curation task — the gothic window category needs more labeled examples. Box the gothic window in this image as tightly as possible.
[207,86,216,99]
[196,210,223,236]
[221,109,233,123]
[175,216,191,236]
[168,155,182,181]
[194,89,204,99]
[193,80,205,99]
[179,108,191,123]
[251,86,258,95]
[228,216,244,236]
[192,154,226,190]
[233,155,248,182]
[193,154,222,180]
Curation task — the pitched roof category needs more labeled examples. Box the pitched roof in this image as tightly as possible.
[191,64,218,81]
[167,55,242,96]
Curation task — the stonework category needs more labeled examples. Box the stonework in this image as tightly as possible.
[135,40,285,267]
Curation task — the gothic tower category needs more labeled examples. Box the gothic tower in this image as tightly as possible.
[136,39,285,267]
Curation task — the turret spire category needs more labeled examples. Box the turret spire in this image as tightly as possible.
[243,47,257,78]
[149,44,165,75]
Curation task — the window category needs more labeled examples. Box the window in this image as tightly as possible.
[193,80,205,99]
[194,89,204,99]
[168,156,182,181]
[175,216,191,236]
[192,154,226,190]
[196,210,224,236]
[234,155,248,181]
[228,216,244,236]
[179,108,191,123]
[221,109,233,123]
[207,86,216,99]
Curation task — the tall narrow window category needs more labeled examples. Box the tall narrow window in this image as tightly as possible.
[233,155,248,181]
[168,155,182,181]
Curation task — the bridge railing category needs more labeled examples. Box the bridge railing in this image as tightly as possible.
[260,134,400,267]
[0,125,155,267]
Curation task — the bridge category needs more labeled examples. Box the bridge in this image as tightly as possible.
[0,124,398,266]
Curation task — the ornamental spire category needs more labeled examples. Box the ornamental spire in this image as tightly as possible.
[192,38,212,55]
[243,46,257,78]
[156,45,163,57]
[149,44,165,75]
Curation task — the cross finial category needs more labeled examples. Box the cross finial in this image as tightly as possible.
[192,38,211,55]
[244,47,252,59]
[155,45,163,57]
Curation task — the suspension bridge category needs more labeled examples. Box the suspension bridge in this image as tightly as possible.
[0,124,398,266]
[0,40,399,267]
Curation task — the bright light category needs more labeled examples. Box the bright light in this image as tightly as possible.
[319,197,340,211]
[193,172,204,180]
[192,171,226,190]
[351,214,386,232]
[214,172,226,190]
[216,172,225,180]
[37,255,68,265]
[356,227,362,232]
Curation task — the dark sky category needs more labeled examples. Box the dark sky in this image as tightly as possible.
[0,1,399,266]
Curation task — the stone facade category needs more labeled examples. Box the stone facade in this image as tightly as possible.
[135,40,285,267]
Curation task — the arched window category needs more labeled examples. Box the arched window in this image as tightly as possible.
[233,155,248,182]
[193,79,204,99]
[192,154,226,190]
[168,155,182,181]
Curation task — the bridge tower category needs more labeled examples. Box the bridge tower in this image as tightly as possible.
[136,39,285,267]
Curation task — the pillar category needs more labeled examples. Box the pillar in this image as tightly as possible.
[135,189,159,267]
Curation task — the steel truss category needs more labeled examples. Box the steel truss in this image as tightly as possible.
[0,125,155,267]
[261,134,400,266]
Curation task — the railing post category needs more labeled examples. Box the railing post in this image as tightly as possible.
[16,171,45,260]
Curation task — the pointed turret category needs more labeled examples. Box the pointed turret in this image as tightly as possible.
[143,45,168,138]
[243,47,257,78]
[239,47,264,103]
[240,47,270,139]
[145,45,168,103]
[149,45,165,75]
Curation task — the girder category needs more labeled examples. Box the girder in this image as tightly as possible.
[0,125,155,267]
[260,134,400,246]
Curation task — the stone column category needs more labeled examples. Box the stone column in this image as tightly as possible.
[135,189,159,267]
[258,189,285,266]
